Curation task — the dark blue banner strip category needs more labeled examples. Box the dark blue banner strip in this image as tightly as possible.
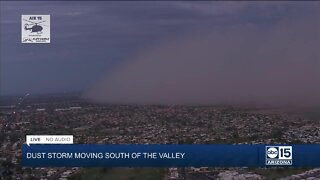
[22,144,320,167]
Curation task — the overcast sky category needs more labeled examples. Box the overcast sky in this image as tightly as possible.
[0,1,319,104]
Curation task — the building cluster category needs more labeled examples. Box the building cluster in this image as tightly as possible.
[0,95,319,179]
[280,168,320,180]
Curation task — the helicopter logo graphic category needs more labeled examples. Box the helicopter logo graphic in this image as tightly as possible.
[21,15,50,43]
[24,19,46,34]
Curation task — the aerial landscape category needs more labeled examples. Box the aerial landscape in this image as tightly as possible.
[0,1,320,179]
[1,93,320,179]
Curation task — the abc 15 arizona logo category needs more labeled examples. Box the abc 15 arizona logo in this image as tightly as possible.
[266,146,292,165]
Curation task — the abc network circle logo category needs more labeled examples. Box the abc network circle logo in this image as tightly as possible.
[266,146,292,166]
[266,147,278,159]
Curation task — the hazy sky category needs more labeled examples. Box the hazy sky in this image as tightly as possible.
[1,1,319,106]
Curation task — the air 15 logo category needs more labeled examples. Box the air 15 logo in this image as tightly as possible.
[266,146,292,165]
[21,15,50,43]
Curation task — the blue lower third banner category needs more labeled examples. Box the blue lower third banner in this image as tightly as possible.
[22,144,320,167]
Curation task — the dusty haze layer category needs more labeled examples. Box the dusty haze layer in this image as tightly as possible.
[84,8,320,107]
